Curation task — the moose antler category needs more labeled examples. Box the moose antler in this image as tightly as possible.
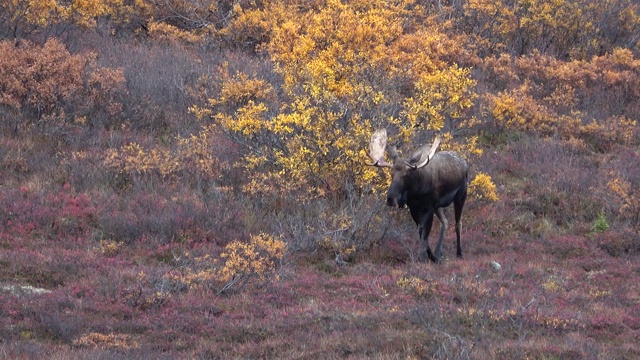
[405,134,442,169]
[366,129,393,167]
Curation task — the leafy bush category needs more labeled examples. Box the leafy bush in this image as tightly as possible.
[460,0,640,58]
[469,172,499,202]
[192,0,480,198]
[0,38,126,130]
[0,0,114,38]
[217,233,286,293]
[163,233,286,294]
[73,332,139,351]
[591,211,610,234]
[482,50,640,150]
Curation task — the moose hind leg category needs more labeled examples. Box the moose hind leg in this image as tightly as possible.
[434,208,448,262]
[453,191,466,258]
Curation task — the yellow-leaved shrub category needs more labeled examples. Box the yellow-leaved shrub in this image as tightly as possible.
[164,233,286,294]
[104,127,221,183]
[217,233,286,288]
[192,0,479,199]
[469,172,499,202]
[607,175,639,229]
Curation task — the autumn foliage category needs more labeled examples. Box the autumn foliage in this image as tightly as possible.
[1,0,640,358]
[0,38,126,129]
[189,0,484,198]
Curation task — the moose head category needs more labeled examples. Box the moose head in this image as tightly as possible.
[367,129,469,263]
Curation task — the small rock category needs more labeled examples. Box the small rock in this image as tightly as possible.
[490,261,502,271]
[1,284,52,296]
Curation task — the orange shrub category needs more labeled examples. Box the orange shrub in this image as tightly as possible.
[0,39,86,122]
[482,50,640,149]
[608,175,640,229]
[461,0,640,58]
[0,38,126,128]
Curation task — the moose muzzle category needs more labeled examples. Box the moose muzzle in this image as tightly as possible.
[386,196,398,207]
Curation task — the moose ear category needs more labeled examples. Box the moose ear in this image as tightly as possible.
[408,147,425,164]
[413,135,441,168]
[404,135,442,169]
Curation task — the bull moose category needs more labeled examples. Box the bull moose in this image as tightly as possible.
[367,129,469,263]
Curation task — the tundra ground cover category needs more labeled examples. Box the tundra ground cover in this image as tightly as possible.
[1,172,639,358]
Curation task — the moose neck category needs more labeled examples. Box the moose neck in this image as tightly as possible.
[406,167,435,199]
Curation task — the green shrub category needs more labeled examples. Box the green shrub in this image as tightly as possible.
[592,211,610,234]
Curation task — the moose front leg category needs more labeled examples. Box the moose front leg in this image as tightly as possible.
[417,211,436,263]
